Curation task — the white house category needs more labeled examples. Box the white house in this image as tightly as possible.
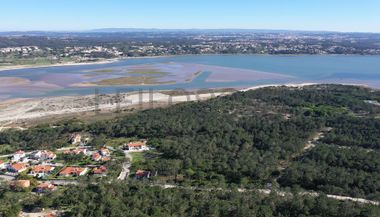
[12,150,26,162]
[100,148,111,156]
[34,150,57,161]
[29,165,55,178]
[127,140,149,152]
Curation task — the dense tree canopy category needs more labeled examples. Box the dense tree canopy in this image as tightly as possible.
[0,84,379,216]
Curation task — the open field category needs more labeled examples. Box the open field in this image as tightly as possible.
[130,152,144,164]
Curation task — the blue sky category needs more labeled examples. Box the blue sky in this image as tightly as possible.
[1,0,380,32]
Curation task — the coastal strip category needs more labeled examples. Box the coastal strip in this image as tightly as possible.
[0,82,374,128]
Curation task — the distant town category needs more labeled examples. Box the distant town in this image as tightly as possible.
[1,30,380,67]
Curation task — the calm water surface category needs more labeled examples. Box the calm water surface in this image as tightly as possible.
[1,55,380,99]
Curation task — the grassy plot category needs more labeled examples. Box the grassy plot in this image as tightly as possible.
[130,152,144,164]
[303,105,353,116]
[129,150,164,179]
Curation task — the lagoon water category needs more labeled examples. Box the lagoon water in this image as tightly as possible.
[1,55,380,100]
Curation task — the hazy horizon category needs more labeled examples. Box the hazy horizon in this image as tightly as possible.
[1,0,380,33]
[1,27,380,34]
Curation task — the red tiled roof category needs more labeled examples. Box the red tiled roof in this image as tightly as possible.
[92,153,102,161]
[101,156,111,162]
[128,142,146,147]
[136,169,149,177]
[72,148,86,155]
[59,167,86,176]
[11,163,26,171]
[32,165,54,173]
[100,148,110,152]
[93,166,107,174]
[40,150,56,158]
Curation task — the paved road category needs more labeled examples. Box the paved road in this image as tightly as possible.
[151,184,379,206]
[48,180,79,186]
[117,151,132,180]
[0,150,34,158]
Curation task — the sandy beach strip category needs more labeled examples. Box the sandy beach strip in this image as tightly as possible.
[0,83,318,126]
[0,90,233,125]
[0,58,120,72]
[0,98,31,109]
[0,54,220,72]
[241,83,318,91]
[0,55,182,72]
[1,82,374,127]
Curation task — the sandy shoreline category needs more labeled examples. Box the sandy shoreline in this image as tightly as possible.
[0,91,233,128]
[0,83,316,127]
[241,83,318,91]
[0,55,181,72]
[0,58,120,72]
[0,82,375,128]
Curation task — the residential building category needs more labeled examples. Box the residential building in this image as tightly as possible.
[92,153,102,162]
[135,170,151,179]
[7,162,28,173]
[101,156,111,162]
[12,150,26,162]
[93,166,107,176]
[30,165,55,177]
[72,148,87,155]
[127,140,149,151]
[100,148,111,156]
[65,148,88,155]
[34,150,57,161]
[59,167,88,176]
